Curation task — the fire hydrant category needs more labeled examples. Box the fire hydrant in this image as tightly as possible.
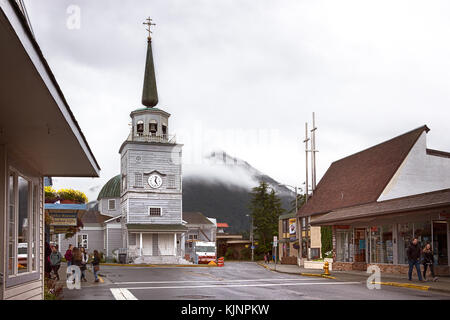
[323,261,330,276]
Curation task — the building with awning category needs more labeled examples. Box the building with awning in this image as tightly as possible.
[301,125,450,275]
[0,1,100,299]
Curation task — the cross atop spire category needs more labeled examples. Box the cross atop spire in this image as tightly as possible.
[143,17,156,40]
[141,17,158,107]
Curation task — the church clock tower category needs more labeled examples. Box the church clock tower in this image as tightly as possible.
[118,18,188,264]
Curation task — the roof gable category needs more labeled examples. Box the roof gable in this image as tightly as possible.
[182,212,214,225]
[298,125,429,217]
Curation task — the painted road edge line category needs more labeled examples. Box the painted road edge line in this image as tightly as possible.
[110,288,138,300]
[113,278,324,285]
[372,281,430,291]
[123,281,361,290]
[101,263,216,268]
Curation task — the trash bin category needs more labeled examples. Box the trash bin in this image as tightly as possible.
[118,253,127,264]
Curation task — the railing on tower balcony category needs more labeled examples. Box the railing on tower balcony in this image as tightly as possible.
[133,132,177,144]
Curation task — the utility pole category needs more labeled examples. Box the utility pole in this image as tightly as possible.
[310,112,318,192]
[303,123,310,203]
[250,215,254,262]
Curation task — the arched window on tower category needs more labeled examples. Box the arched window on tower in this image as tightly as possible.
[149,120,158,135]
[136,120,144,136]
[162,123,167,136]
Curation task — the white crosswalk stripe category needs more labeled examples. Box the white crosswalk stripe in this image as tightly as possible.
[110,288,138,300]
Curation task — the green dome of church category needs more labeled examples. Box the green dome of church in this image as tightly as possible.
[97,175,121,200]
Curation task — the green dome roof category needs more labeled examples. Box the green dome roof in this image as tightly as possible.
[97,175,121,200]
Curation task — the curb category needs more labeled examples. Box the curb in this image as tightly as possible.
[372,281,430,291]
[257,262,450,290]
[100,263,218,268]
[257,262,336,279]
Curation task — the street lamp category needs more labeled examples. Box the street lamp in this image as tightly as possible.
[246,214,254,261]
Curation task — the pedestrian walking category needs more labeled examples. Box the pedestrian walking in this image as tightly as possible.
[264,252,268,264]
[80,247,88,282]
[64,244,73,267]
[44,242,52,279]
[407,238,423,281]
[92,250,100,283]
[422,243,438,282]
[50,245,62,280]
[72,247,82,267]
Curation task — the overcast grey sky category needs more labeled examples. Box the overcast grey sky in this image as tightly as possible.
[24,0,450,201]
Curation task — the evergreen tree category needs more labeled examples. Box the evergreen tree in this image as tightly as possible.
[249,181,285,255]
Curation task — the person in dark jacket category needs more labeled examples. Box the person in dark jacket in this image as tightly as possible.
[422,243,438,282]
[407,238,423,281]
[64,244,73,267]
[44,242,52,279]
[80,247,88,282]
[92,250,100,283]
[72,247,82,267]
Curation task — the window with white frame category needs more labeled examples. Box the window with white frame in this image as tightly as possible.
[135,173,143,187]
[167,175,176,189]
[77,234,88,249]
[108,199,116,210]
[148,207,161,216]
[7,169,39,281]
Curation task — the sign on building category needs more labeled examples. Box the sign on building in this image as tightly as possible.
[289,218,297,240]
[49,212,77,226]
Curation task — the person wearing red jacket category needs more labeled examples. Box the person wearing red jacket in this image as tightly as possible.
[64,244,73,267]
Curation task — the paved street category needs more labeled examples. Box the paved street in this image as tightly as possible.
[62,262,450,300]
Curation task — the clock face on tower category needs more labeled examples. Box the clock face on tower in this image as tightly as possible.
[148,174,163,189]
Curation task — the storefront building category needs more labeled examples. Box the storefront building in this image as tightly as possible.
[278,213,299,264]
[0,1,100,299]
[313,189,450,274]
[300,125,450,274]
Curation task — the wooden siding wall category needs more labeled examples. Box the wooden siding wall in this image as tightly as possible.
[100,198,121,217]
[121,144,183,196]
[127,194,182,224]
[2,149,44,300]
[107,227,122,257]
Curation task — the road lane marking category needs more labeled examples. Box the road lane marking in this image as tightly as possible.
[123,281,361,290]
[110,288,138,300]
[113,278,323,285]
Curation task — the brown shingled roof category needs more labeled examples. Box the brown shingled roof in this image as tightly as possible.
[182,212,214,225]
[79,211,110,224]
[311,188,450,225]
[297,125,429,217]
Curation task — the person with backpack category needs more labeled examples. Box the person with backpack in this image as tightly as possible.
[50,245,62,280]
[65,244,73,267]
[92,250,100,283]
[423,243,438,282]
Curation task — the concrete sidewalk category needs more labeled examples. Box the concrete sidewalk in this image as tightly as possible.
[53,262,109,288]
[258,261,450,294]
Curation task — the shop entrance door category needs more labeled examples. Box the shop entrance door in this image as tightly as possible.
[354,228,366,263]
[433,221,448,265]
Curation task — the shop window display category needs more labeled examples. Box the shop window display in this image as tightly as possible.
[398,223,413,264]
[370,225,393,264]
[336,230,353,262]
